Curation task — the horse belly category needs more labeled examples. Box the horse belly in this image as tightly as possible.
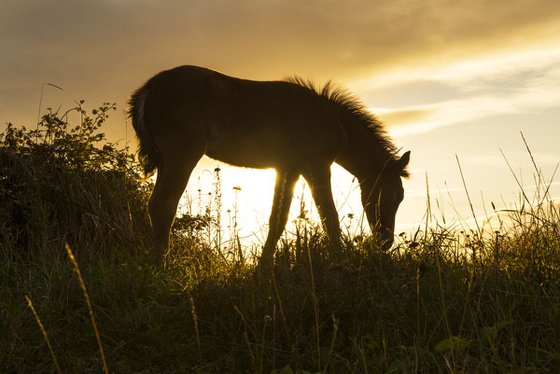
[205,120,343,170]
[205,125,280,168]
[205,140,276,169]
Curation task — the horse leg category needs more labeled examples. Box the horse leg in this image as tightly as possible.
[149,158,198,265]
[259,169,299,267]
[303,164,342,247]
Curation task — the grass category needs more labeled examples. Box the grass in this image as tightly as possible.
[1,105,560,372]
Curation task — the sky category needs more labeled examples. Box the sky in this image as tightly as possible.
[2,0,560,246]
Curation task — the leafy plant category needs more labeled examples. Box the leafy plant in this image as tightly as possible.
[0,102,146,256]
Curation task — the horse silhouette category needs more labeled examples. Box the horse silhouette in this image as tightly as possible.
[129,65,410,266]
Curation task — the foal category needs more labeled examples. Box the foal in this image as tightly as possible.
[129,66,410,265]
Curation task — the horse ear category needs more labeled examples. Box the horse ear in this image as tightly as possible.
[397,151,410,170]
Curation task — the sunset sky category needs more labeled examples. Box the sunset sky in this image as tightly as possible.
[2,0,560,244]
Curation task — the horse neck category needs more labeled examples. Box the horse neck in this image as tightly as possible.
[336,115,392,180]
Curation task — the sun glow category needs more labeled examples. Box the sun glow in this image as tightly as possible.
[180,158,375,247]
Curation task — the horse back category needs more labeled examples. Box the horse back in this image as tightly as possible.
[141,66,347,169]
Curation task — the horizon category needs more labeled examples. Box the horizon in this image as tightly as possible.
[2,0,559,246]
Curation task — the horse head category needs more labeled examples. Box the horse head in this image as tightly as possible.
[360,151,410,249]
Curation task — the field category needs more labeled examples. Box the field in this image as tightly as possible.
[1,104,559,373]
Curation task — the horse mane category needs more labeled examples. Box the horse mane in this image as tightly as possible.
[284,76,408,177]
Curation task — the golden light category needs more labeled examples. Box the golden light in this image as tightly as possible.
[179,159,375,247]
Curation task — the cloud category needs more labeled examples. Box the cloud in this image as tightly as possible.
[1,0,560,128]
[377,108,434,127]
[3,0,560,79]
[365,43,560,136]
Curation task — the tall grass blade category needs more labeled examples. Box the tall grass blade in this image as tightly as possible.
[37,82,63,125]
[455,154,481,238]
[24,295,62,374]
[65,243,109,374]
[190,295,202,362]
[500,148,531,207]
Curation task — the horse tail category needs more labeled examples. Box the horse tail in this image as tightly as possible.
[128,86,160,178]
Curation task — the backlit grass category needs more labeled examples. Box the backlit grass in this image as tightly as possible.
[1,105,559,372]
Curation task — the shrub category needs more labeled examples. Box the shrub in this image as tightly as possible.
[0,102,151,261]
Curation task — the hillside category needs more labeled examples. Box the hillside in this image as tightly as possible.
[1,104,559,373]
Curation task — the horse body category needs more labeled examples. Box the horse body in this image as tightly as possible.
[140,66,345,169]
[129,65,410,265]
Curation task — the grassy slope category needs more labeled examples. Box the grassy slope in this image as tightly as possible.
[1,107,559,373]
